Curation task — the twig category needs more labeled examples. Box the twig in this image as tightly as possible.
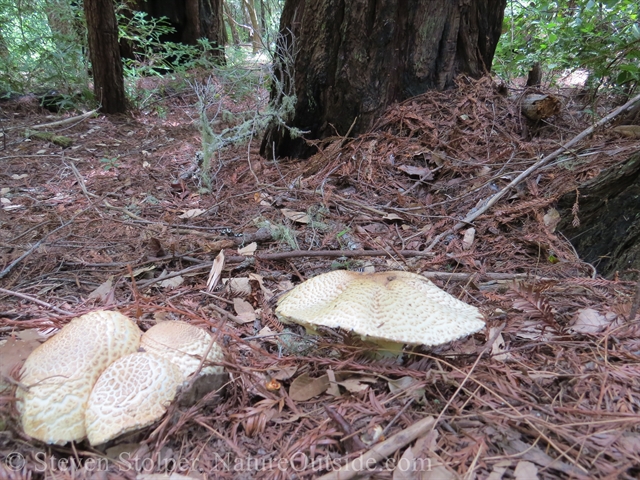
[0,219,76,279]
[316,416,436,480]
[0,287,73,315]
[426,91,640,252]
[29,108,98,130]
[201,295,248,325]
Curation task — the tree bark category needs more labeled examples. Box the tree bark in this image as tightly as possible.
[136,0,226,62]
[261,0,507,159]
[557,152,640,279]
[83,0,126,114]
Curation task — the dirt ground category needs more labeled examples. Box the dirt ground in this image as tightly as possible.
[1,75,640,480]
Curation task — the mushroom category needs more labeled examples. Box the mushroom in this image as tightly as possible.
[140,321,224,380]
[16,310,141,444]
[85,352,183,446]
[276,270,485,347]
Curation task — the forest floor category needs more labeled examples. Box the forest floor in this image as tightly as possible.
[1,73,640,480]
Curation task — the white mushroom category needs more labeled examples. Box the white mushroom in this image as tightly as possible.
[140,321,224,380]
[276,270,485,347]
[85,352,183,446]
[16,311,141,444]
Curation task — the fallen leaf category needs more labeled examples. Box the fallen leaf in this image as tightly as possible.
[490,328,510,361]
[514,460,538,480]
[543,207,560,232]
[178,208,205,219]
[326,369,341,397]
[397,165,433,179]
[462,227,476,250]
[289,373,330,401]
[486,460,512,480]
[249,273,274,301]
[281,208,310,224]
[88,277,114,302]
[0,330,46,385]
[422,465,456,480]
[233,298,257,323]
[157,274,184,289]
[131,265,156,277]
[337,376,377,393]
[10,174,28,180]
[393,446,416,480]
[570,308,617,334]
[207,250,225,292]
[383,213,403,221]
[225,277,252,297]
[238,242,257,256]
[267,365,298,381]
[388,376,416,393]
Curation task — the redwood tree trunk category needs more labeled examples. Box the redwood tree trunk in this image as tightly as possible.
[261,0,507,159]
[84,0,126,114]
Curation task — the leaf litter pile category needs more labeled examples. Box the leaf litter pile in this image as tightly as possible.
[1,75,640,479]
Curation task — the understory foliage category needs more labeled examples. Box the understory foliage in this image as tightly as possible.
[495,0,640,94]
[194,33,304,190]
[0,0,91,101]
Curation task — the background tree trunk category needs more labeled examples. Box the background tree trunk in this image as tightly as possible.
[224,2,241,45]
[135,0,226,61]
[243,0,262,53]
[83,0,126,114]
[261,0,507,159]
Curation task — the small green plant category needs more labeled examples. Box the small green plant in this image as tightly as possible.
[100,157,120,171]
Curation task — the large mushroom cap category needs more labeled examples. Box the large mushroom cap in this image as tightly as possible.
[85,352,183,446]
[140,321,224,380]
[16,310,141,444]
[276,270,485,346]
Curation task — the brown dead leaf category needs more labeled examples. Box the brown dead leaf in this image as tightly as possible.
[326,369,341,397]
[88,276,114,302]
[238,242,257,256]
[207,250,225,292]
[281,208,310,224]
[570,308,617,334]
[233,297,257,323]
[0,330,45,383]
[289,373,330,401]
[397,164,433,179]
[336,376,377,393]
[514,460,538,479]
[267,365,297,381]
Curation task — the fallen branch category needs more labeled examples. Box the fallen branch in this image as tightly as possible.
[0,287,73,316]
[29,108,98,130]
[426,91,640,252]
[316,416,435,480]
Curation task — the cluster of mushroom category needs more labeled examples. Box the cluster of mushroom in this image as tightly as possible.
[275,270,485,348]
[16,311,224,446]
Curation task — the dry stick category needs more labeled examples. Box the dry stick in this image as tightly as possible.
[0,287,73,316]
[29,108,98,130]
[316,416,435,480]
[0,219,75,280]
[426,92,640,252]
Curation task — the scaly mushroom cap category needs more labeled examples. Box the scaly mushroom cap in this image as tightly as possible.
[16,310,141,444]
[140,321,224,379]
[276,270,485,346]
[85,352,183,446]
